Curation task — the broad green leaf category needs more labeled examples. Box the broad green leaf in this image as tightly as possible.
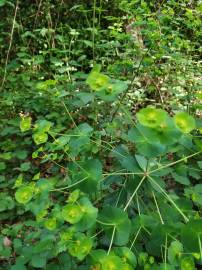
[181,219,202,253]
[77,159,102,194]
[112,145,141,173]
[99,206,131,245]
[172,172,190,186]
[34,119,52,133]
[36,178,54,192]
[89,249,106,267]
[20,162,31,172]
[68,189,80,203]
[135,155,148,171]
[128,125,166,157]
[74,197,98,231]
[31,254,47,268]
[11,263,26,270]
[146,225,175,256]
[96,80,127,101]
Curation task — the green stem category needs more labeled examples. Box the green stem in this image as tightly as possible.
[198,235,202,263]
[148,175,189,223]
[149,151,201,175]
[96,219,115,226]
[107,226,116,255]
[124,175,146,211]
[152,191,164,224]
[130,227,142,250]
[92,0,97,63]
[51,177,88,191]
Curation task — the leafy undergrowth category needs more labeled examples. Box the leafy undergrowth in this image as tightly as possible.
[0,68,202,270]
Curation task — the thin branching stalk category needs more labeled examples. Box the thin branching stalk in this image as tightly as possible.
[1,0,19,88]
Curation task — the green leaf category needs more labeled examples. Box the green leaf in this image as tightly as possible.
[112,145,141,173]
[11,263,26,270]
[128,125,166,157]
[34,119,52,133]
[99,206,131,245]
[89,249,107,267]
[0,0,6,7]
[181,219,202,253]
[20,162,31,172]
[96,80,127,101]
[36,178,54,193]
[135,155,148,171]
[20,116,31,132]
[15,186,34,204]
[172,172,190,186]
[68,189,80,203]
[75,197,98,231]
[0,162,6,171]
[77,159,102,194]
[31,254,47,268]
[174,112,196,133]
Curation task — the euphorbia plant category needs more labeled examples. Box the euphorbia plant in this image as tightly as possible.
[12,94,201,269]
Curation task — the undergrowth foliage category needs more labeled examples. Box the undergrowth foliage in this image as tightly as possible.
[0,0,202,270]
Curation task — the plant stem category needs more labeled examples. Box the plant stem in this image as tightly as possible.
[1,0,19,88]
[130,227,142,250]
[148,175,189,223]
[124,175,146,211]
[152,191,164,224]
[149,151,201,175]
[92,0,97,64]
[107,226,116,255]
[51,177,88,191]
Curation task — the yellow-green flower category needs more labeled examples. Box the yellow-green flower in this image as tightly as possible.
[62,204,84,224]
[15,186,33,204]
[101,255,124,270]
[44,217,57,230]
[137,107,168,128]
[86,71,110,91]
[67,233,93,260]
[174,112,195,133]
